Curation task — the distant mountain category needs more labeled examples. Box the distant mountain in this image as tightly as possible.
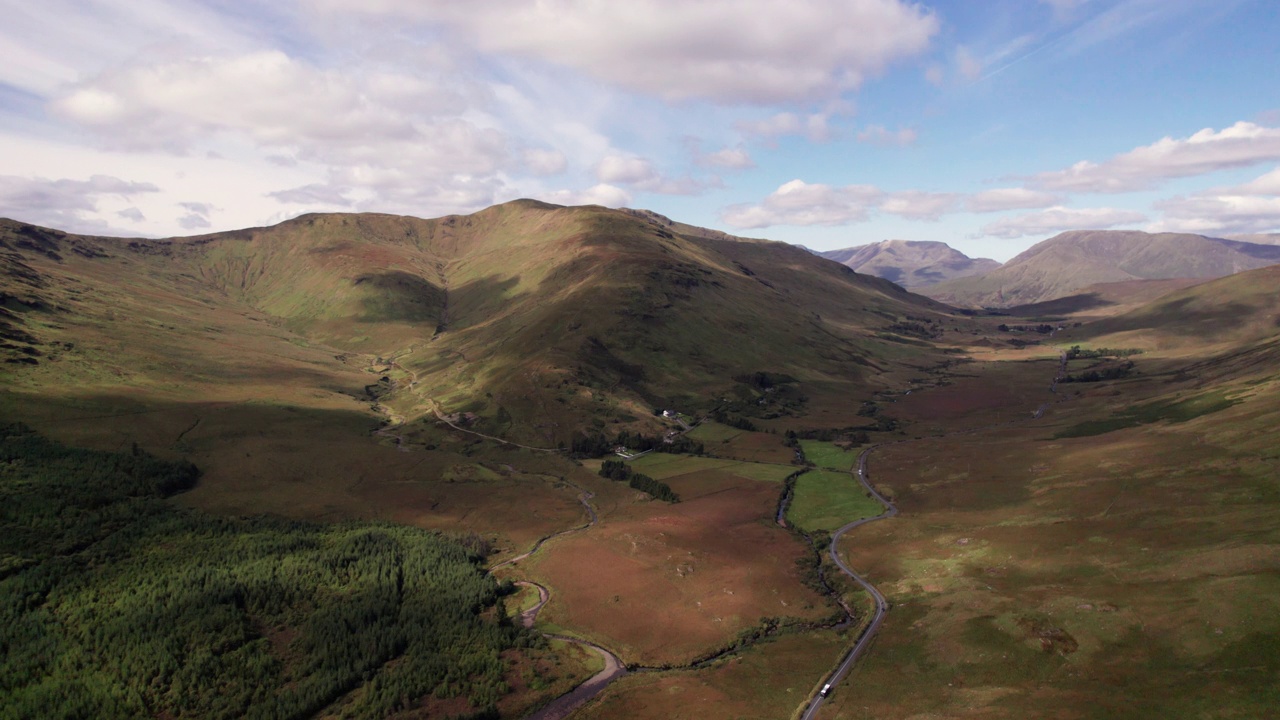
[1227,233,1280,245]
[816,239,1000,289]
[923,230,1280,308]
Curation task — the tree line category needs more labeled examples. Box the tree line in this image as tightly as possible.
[598,460,680,503]
[570,430,703,458]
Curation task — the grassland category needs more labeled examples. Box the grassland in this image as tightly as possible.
[799,439,858,471]
[628,452,796,484]
[575,631,849,720]
[517,460,834,667]
[787,470,884,534]
[812,294,1280,718]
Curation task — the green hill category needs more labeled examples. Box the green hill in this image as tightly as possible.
[1,200,954,446]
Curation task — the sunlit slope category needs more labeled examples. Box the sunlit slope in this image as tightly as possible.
[927,230,1280,308]
[1082,265,1280,350]
[2,200,953,444]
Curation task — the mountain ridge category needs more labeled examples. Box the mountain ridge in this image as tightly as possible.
[923,229,1280,307]
[1,200,955,446]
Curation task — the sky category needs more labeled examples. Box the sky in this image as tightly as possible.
[1,0,1278,262]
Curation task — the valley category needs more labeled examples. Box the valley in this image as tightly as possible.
[2,205,1278,719]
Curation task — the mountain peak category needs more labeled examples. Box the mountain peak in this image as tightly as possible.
[818,239,999,289]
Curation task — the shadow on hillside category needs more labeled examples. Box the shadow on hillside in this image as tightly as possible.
[1096,297,1254,340]
[1008,292,1113,317]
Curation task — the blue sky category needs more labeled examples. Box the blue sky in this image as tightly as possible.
[1,0,1277,261]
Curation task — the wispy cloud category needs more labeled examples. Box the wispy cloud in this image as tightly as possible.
[979,206,1146,239]
[856,125,917,146]
[967,188,1062,212]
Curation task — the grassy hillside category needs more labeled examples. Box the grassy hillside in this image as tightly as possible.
[819,239,1000,289]
[926,230,1280,308]
[1,201,955,447]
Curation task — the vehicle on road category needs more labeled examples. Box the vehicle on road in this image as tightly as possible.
[820,683,832,698]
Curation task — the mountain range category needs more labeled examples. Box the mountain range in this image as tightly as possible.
[922,229,1280,308]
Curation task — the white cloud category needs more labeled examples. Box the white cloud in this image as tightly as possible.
[50,50,516,217]
[591,154,709,196]
[537,183,632,208]
[0,173,159,232]
[1031,122,1280,193]
[698,147,755,170]
[967,187,1062,212]
[979,206,1146,239]
[880,190,958,220]
[595,155,657,185]
[856,124,917,146]
[116,207,145,222]
[1150,166,1280,235]
[721,179,883,228]
[318,0,939,104]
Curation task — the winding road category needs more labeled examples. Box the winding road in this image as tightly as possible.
[487,483,630,720]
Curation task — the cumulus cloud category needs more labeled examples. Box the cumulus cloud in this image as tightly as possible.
[967,187,1062,212]
[979,206,1146,239]
[721,179,883,228]
[537,183,632,208]
[52,50,514,215]
[880,190,959,220]
[595,155,657,185]
[591,154,709,195]
[1031,122,1280,193]
[319,0,939,104]
[856,124,917,146]
[0,173,159,232]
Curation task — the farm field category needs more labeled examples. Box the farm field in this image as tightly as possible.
[799,439,858,471]
[787,469,884,534]
[628,452,797,484]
